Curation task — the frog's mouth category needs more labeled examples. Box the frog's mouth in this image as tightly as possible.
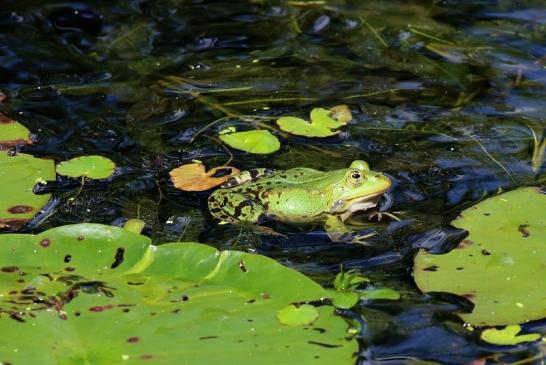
[333,191,388,221]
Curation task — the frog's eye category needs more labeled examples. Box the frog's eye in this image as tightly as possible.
[347,169,365,185]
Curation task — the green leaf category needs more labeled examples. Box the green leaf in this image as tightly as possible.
[219,130,280,154]
[0,119,32,147]
[276,107,350,138]
[0,224,357,365]
[480,325,541,345]
[0,151,55,230]
[359,288,401,301]
[328,290,359,309]
[414,187,546,326]
[277,304,319,326]
[56,155,116,180]
[333,269,370,292]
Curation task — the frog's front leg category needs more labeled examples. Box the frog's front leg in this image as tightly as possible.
[208,192,265,224]
[324,215,376,245]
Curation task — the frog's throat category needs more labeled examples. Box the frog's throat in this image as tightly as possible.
[331,191,386,222]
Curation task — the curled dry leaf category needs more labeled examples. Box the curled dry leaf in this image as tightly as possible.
[170,163,240,191]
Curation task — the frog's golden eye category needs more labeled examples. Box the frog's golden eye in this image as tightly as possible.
[347,169,365,185]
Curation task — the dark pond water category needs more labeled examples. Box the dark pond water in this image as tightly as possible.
[2,0,546,363]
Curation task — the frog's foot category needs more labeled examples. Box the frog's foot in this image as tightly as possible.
[325,215,376,245]
[367,211,402,222]
[326,230,376,245]
[253,225,287,237]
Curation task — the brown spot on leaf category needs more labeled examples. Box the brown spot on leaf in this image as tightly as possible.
[7,205,33,214]
[89,305,113,312]
[423,265,438,272]
[462,293,475,299]
[64,267,75,272]
[261,292,270,300]
[77,236,85,241]
[110,247,125,269]
[9,312,25,322]
[140,354,153,360]
[127,336,140,343]
[39,239,51,248]
[1,266,19,273]
[239,260,247,272]
[518,224,530,238]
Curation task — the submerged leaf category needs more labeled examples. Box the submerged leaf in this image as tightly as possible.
[169,163,240,191]
[360,288,401,301]
[480,325,541,345]
[56,155,116,180]
[219,129,280,154]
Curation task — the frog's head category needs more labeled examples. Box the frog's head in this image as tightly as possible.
[328,160,391,214]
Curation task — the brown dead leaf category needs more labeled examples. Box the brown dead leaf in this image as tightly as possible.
[169,163,240,192]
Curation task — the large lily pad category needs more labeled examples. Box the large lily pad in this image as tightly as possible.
[413,187,546,326]
[0,151,55,229]
[0,224,357,364]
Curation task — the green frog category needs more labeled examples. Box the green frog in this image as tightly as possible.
[207,160,392,243]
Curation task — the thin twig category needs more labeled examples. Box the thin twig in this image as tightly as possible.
[469,135,516,183]
[190,116,228,143]
[206,135,234,167]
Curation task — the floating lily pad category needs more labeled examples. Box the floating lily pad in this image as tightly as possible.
[277,304,319,326]
[0,224,357,364]
[0,151,55,229]
[219,129,280,154]
[0,115,33,147]
[414,187,546,326]
[276,106,351,138]
[169,163,240,191]
[480,325,541,346]
[56,155,116,180]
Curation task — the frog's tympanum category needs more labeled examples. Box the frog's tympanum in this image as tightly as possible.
[207,160,391,243]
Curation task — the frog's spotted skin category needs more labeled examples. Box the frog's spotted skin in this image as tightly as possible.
[207,161,392,243]
[220,168,274,188]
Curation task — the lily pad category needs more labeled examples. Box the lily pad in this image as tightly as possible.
[0,224,357,364]
[56,155,116,180]
[480,325,541,346]
[276,106,351,138]
[277,304,319,326]
[169,163,240,191]
[219,129,280,154]
[414,187,546,326]
[0,151,55,229]
[0,115,33,147]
